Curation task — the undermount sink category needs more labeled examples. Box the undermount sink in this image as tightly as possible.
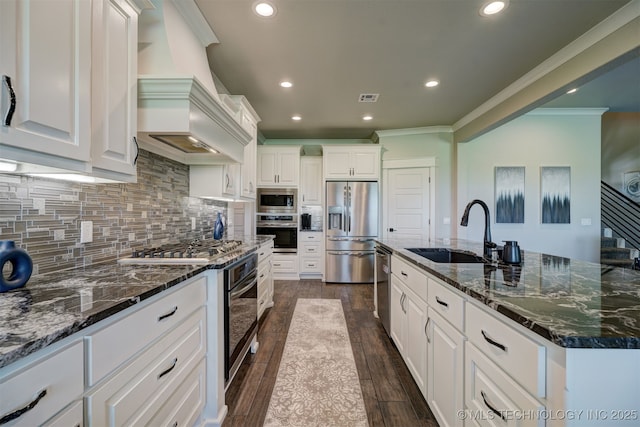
[406,248,486,263]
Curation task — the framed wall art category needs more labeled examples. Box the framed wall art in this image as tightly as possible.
[495,166,525,223]
[541,166,571,224]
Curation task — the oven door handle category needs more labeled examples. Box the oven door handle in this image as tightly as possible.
[230,276,257,300]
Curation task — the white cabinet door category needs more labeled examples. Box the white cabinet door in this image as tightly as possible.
[404,288,428,396]
[427,309,465,427]
[257,146,300,187]
[257,149,279,186]
[389,275,406,355]
[322,146,380,179]
[90,0,139,181]
[300,157,323,204]
[276,151,300,186]
[0,0,91,168]
[351,150,380,179]
[241,121,257,199]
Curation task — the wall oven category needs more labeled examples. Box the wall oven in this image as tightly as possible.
[256,214,297,253]
[224,252,258,385]
[257,188,297,214]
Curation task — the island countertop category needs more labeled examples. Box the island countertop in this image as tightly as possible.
[0,236,273,370]
[376,237,640,349]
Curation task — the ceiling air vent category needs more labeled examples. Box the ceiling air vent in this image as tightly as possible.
[358,93,379,102]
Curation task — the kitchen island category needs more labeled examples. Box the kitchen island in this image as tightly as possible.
[0,236,273,426]
[376,237,640,427]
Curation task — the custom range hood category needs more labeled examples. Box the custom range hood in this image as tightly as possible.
[136,0,251,164]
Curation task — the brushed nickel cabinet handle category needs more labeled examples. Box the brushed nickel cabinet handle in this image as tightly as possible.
[133,136,139,165]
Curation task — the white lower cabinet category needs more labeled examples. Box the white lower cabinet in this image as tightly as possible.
[465,342,545,427]
[258,240,274,319]
[426,308,465,427]
[390,272,428,396]
[272,253,299,279]
[86,307,206,425]
[0,341,83,426]
[299,231,323,277]
[42,400,83,427]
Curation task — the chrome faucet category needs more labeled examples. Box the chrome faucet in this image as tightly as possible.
[460,199,496,259]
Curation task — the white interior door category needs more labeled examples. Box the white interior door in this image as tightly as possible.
[386,168,431,240]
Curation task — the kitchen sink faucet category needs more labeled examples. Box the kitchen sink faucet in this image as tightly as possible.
[460,199,497,259]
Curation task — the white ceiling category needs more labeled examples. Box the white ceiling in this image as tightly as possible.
[195,0,637,140]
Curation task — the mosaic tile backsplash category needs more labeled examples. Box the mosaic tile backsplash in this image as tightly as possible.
[0,150,227,275]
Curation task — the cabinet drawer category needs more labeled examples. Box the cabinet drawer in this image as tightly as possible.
[272,256,298,273]
[465,343,544,427]
[427,278,464,331]
[86,276,206,385]
[300,232,322,242]
[300,257,322,273]
[391,256,427,302]
[258,243,273,263]
[466,303,546,398]
[0,341,83,427]
[42,400,83,427]
[301,243,321,254]
[147,359,206,427]
[87,308,206,426]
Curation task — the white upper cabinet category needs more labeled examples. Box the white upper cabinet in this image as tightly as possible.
[0,0,92,172]
[300,156,323,205]
[90,0,141,182]
[257,146,300,187]
[322,145,380,180]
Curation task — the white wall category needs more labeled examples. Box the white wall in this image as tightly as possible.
[457,109,603,262]
[377,127,455,239]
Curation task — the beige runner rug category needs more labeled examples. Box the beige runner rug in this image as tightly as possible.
[263,298,368,427]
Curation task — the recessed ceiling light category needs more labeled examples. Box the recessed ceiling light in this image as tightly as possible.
[480,1,508,16]
[254,2,276,17]
[362,115,373,121]
[425,80,439,88]
[187,136,199,144]
[292,115,302,121]
[280,81,293,88]
[566,88,578,94]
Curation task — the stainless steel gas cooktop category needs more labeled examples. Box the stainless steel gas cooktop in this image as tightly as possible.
[117,239,244,265]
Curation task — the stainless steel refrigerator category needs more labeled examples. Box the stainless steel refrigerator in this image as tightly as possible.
[325,181,378,283]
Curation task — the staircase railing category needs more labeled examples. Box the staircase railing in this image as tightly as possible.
[601,181,640,252]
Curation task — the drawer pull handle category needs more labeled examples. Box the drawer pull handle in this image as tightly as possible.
[481,330,507,352]
[480,390,506,421]
[158,306,178,322]
[260,273,265,278]
[401,271,408,277]
[2,75,16,127]
[171,422,178,427]
[435,296,448,308]
[158,357,178,379]
[0,389,47,425]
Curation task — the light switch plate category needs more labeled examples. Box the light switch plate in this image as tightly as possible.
[80,220,93,243]
[580,218,592,226]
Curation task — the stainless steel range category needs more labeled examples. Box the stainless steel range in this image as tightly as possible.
[117,239,244,265]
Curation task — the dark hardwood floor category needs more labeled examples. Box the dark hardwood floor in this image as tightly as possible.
[222,279,439,427]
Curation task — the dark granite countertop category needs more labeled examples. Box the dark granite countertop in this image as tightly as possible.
[0,236,273,370]
[377,237,640,349]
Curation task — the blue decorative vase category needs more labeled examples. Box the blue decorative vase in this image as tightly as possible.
[213,213,224,240]
[0,240,33,293]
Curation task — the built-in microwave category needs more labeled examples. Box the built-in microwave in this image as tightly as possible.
[257,188,297,214]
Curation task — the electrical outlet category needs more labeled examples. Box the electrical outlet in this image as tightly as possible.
[580,218,592,226]
[191,217,196,230]
[443,217,451,225]
[80,220,93,243]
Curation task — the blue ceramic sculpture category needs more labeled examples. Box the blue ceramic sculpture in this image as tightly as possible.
[0,240,33,292]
